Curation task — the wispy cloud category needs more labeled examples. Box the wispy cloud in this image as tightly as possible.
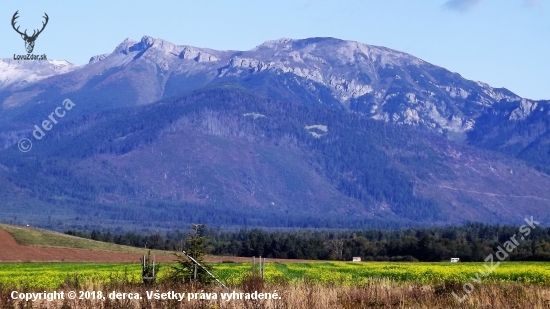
[443,0,485,12]
[443,0,540,12]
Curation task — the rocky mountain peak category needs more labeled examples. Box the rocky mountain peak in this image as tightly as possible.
[113,38,138,55]
[135,36,179,54]
[1,36,544,137]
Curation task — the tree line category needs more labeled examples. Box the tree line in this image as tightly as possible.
[66,222,550,262]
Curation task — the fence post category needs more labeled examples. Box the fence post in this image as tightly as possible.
[263,257,265,279]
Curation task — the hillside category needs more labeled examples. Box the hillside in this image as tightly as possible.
[0,36,549,230]
[0,87,549,230]
[0,224,152,253]
[0,223,176,262]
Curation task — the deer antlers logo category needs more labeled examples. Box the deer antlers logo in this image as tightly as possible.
[11,11,49,54]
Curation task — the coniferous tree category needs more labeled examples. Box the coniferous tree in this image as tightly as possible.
[170,224,213,284]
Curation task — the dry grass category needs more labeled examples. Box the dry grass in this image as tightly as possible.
[2,277,550,309]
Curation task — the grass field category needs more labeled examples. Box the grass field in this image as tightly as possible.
[0,224,154,254]
[2,261,550,290]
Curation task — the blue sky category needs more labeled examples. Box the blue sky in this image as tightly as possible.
[1,0,549,99]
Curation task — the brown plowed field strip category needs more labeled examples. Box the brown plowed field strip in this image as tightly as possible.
[0,230,315,263]
[0,230,173,262]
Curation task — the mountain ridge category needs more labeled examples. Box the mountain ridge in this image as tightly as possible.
[1,36,541,134]
[0,36,549,230]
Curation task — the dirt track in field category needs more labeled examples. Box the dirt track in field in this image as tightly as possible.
[0,230,315,263]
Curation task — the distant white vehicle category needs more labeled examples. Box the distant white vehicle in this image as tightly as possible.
[352,257,361,262]
[451,258,460,263]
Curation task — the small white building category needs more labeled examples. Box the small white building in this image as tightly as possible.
[451,258,460,263]
[352,257,361,262]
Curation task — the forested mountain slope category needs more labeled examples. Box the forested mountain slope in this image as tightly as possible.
[0,87,548,230]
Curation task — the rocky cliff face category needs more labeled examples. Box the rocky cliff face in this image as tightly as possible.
[1,36,543,136]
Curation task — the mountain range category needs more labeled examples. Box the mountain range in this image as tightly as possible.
[0,36,549,231]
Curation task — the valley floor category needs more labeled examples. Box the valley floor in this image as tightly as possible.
[2,224,550,307]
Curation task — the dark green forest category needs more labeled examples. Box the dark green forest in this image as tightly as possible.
[0,87,454,229]
[2,86,550,230]
[66,223,550,262]
[467,100,550,174]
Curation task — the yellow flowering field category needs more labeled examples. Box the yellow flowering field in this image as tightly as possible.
[215,262,550,285]
[1,261,549,289]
